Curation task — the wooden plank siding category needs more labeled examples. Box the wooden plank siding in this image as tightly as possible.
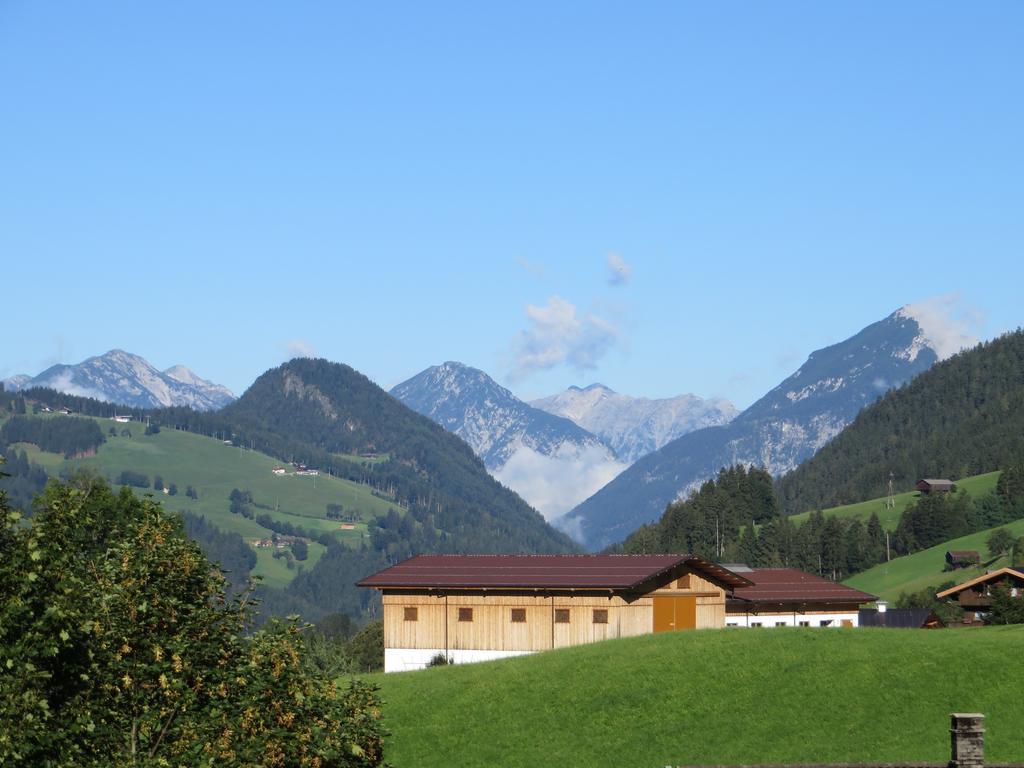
[381,566,730,654]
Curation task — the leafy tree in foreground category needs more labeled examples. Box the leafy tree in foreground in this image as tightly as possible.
[0,473,386,767]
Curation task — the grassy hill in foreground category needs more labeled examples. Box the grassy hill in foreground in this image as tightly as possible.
[845,516,1024,602]
[361,627,1024,768]
[789,470,1001,531]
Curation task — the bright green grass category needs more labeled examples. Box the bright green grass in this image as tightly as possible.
[9,417,402,586]
[844,517,1024,602]
[358,626,1024,768]
[789,470,1002,530]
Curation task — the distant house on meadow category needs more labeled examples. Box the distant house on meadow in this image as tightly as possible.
[916,478,955,493]
[58,407,73,415]
[945,550,981,570]
[113,415,132,423]
[272,467,287,475]
[858,602,944,629]
[724,566,876,628]
[936,567,1024,623]
[357,555,878,672]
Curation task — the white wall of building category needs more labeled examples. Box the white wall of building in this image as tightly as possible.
[384,647,535,673]
[725,611,860,628]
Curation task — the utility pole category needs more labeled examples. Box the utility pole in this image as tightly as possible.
[886,471,896,509]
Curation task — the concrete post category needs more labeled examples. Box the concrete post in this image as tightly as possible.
[949,713,985,768]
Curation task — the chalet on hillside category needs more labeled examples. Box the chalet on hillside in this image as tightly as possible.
[916,478,954,493]
[945,550,981,569]
[724,566,876,628]
[936,567,1024,623]
[358,555,879,672]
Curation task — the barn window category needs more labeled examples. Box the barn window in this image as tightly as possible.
[751,622,763,628]
[775,622,786,627]
[798,621,810,627]
[592,609,608,624]
[819,619,833,627]
[726,622,738,627]
[554,608,570,624]
[510,608,526,623]
[403,607,418,622]
[458,607,473,622]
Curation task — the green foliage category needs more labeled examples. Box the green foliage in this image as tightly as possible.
[117,469,150,488]
[778,329,1024,514]
[1,414,105,458]
[0,447,49,513]
[986,527,1015,560]
[369,627,1024,767]
[894,582,962,625]
[987,583,1024,625]
[347,621,384,674]
[0,476,387,767]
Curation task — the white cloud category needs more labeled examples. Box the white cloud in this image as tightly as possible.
[508,296,619,380]
[493,441,627,526]
[37,370,110,402]
[284,339,317,359]
[606,252,632,286]
[901,294,982,361]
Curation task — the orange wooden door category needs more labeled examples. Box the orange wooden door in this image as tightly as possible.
[653,597,675,632]
[675,596,697,629]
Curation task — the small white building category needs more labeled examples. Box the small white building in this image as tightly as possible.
[725,566,875,628]
[272,467,287,475]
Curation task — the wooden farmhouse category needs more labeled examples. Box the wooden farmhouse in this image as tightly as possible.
[358,555,877,672]
[916,478,955,493]
[936,567,1024,623]
[725,567,876,628]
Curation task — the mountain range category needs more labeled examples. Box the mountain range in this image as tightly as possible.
[3,349,235,410]
[531,384,737,463]
[390,362,625,519]
[391,362,611,470]
[562,305,969,550]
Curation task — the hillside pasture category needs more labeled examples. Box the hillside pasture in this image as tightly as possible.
[788,470,1001,530]
[362,626,1024,768]
[9,418,404,587]
[845,517,1024,602]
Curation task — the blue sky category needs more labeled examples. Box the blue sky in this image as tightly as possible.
[1,2,1021,408]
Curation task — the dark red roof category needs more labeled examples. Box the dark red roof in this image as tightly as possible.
[728,568,875,605]
[357,554,753,591]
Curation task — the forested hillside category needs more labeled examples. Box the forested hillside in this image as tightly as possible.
[3,360,578,623]
[778,329,1024,514]
[623,463,1024,583]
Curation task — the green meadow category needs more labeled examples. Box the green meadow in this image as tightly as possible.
[845,517,1024,602]
[789,470,1002,530]
[361,626,1024,768]
[6,416,404,587]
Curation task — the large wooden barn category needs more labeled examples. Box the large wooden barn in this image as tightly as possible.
[358,554,752,672]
